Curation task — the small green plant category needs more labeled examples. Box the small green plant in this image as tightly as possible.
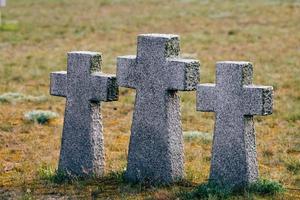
[285,159,300,174]
[24,110,58,124]
[194,182,232,199]
[183,131,213,143]
[38,165,56,181]
[247,179,285,195]
[21,189,34,200]
[180,179,284,199]
[38,165,72,184]
[107,170,126,183]
[180,181,232,200]
[0,92,47,103]
[0,20,19,31]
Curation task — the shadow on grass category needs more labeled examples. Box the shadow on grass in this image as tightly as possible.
[36,166,285,199]
[179,179,285,200]
[38,166,144,186]
[36,166,196,199]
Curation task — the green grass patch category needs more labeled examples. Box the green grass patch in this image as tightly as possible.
[285,159,300,175]
[24,110,58,124]
[180,179,284,199]
[0,20,19,31]
[38,164,127,185]
[180,181,232,200]
[247,179,285,195]
[38,165,78,184]
[0,92,47,103]
[106,170,126,184]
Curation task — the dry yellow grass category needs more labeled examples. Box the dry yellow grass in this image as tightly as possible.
[0,0,299,199]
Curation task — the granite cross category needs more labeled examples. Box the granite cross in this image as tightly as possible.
[196,61,273,188]
[50,51,118,177]
[0,0,6,26]
[0,0,6,7]
[117,34,200,184]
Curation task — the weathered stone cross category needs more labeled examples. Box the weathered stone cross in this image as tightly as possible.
[0,0,6,26]
[0,0,6,7]
[197,61,273,188]
[117,34,200,184]
[50,51,118,177]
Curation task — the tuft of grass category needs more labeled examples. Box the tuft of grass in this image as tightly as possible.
[0,92,47,103]
[180,181,232,200]
[247,179,285,195]
[180,179,284,199]
[24,110,58,124]
[38,165,56,181]
[285,159,300,175]
[38,166,128,187]
[38,165,73,184]
[0,122,13,132]
[183,131,213,143]
[0,20,19,31]
[21,190,34,200]
[106,170,126,183]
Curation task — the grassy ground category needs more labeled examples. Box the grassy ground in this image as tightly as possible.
[0,0,299,199]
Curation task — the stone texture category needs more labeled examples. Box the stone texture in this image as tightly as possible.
[196,61,273,188]
[117,34,200,184]
[50,51,118,177]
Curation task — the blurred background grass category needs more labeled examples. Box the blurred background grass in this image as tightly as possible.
[0,0,299,199]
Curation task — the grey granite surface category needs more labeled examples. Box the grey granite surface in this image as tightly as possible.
[117,34,200,184]
[197,61,273,188]
[50,51,118,177]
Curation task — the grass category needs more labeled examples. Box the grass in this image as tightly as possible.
[285,159,300,175]
[0,0,299,199]
[38,165,83,184]
[247,179,285,195]
[181,181,233,199]
[183,131,213,144]
[181,179,285,199]
[24,110,58,124]
[0,20,19,31]
[0,92,46,103]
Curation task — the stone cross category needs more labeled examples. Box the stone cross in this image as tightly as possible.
[0,0,6,26]
[197,61,273,188]
[50,51,118,177]
[117,34,200,184]
[0,0,6,7]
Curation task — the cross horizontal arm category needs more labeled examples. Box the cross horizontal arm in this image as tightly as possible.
[116,55,137,89]
[167,58,200,91]
[90,72,118,102]
[50,71,67,97]
[196,83,216,112]
[243,85,273,116]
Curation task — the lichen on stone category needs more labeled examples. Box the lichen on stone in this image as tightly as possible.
[262,87,273,115]
[184,61,200,90]
[165,37,180,58]
[242,63,253,85]
[90,54,102,73]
